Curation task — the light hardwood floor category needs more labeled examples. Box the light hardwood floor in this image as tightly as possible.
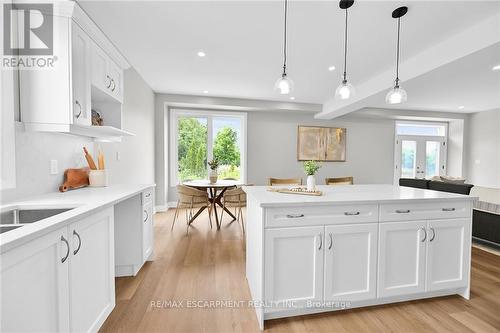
[100,209,500,333]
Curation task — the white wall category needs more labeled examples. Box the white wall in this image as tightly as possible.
[1,67,155,203]
[466,109,500,188]
[99,68,155,185]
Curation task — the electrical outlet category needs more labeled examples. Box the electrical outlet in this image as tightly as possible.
[50,160,58,175]
[116,151,121,161]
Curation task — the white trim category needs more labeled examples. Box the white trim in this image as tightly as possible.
[154,205,168,213]
[393,121,449,184]
[169,108,248,187]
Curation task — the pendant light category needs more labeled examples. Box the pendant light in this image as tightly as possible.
[335,0,355,100]
[275,0,293,94]
[386,6,408,104]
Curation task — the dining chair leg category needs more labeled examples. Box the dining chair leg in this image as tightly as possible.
[208,202,213,229]
[171,201,180,231]
[220,202,225,225]
[240,207,245,235]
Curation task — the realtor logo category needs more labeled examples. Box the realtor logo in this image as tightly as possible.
[3,3,53,56]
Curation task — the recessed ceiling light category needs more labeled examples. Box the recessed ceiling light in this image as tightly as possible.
[328,66,336,71]
[458,106,465,110]
[197,51,206,57]
[203,90,209,94]
[290,96,295,100]
[492,64,500,71]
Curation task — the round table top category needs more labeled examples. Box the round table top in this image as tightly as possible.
[183,179,244,188]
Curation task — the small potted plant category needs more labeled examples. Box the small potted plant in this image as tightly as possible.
[303,160,321,191]
[208,159,219,184]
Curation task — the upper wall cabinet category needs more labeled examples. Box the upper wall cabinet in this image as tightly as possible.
[19,2,132,141]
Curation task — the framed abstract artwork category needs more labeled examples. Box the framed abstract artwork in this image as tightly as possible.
[297,126,346,161]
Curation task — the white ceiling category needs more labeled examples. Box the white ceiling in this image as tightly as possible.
[79,0,500,112]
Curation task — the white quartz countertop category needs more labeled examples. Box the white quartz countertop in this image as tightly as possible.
[0,184,155,253]
[243,185,476,208]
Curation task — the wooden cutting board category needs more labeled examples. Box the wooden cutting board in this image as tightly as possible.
[59,168,90,192]
[267,187,323,196]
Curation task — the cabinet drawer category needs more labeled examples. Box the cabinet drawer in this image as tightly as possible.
[142,189,153,205]
[265,205,378,228]
[380,201,471,222]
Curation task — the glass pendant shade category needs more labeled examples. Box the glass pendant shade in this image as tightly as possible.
[275,74,294,95]
[385,85,407,104]
[335,80,355,100]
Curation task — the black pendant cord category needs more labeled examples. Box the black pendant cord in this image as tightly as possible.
[282,0,288,76]
[342,8,348,83]
[395,17,401,87]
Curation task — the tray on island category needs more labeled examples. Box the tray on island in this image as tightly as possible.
[267,187,323,196]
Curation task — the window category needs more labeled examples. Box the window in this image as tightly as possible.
[170,109,246,185]
[394,121,447,184]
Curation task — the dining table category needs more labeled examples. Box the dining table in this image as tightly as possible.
[183,179,244,229]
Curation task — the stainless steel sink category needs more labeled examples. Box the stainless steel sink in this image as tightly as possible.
[0,206,76,234]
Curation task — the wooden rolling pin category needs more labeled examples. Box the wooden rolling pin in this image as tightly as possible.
[98,150,105,170]
[83,147,97,170]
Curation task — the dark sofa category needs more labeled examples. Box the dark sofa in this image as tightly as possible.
[398,178,474,195]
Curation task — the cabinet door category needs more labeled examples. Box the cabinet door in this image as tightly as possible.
[265,226,324,311]
[378,221,427,297]
[0,228,70,332]
[427,219,469,291]
[142,201,154,261]
[68,207,115,332]
[324,224,377,302]
[90,42,110,93]
[71,23,91,125]
[108,60,123,102]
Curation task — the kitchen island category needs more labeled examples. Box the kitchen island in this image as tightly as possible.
[244,185,476,330]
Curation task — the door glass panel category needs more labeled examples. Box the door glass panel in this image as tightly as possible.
[426,141,441,178]
[401,140,417,178]
[213,117,242,180]
[177,117,208,181]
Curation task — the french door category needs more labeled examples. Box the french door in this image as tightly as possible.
[394,135,446,183]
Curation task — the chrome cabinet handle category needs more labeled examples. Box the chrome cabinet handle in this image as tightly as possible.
[61,236,70,263]
[318,234,322,250]
[442,208,456,212]
[74,100,82,119]
[344,211,360,216]
[73,230,82,255]
[145,193,151,198]
[286,214,304,219]
[144,209,148,223]
[429,227,436,242]
[420,227,427,242]
[111,79,116,92]
[328,233,333,250]
[396,209,411,214]
[106,75,111,88]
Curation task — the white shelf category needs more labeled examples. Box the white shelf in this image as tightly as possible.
[23,123,135,142]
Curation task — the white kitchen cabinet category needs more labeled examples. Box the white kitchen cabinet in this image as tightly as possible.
[142,201,154,262]
[71,22,91,126]
[0,227,70,332]
[427,219,469,291]
[68,207,115,332]
[90,41,123,103]
[324,224,377,302]
[378,220,427,297]
[265,226,324,310]
[0,207,115,333]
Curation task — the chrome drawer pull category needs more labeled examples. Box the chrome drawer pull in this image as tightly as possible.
[318,234,322,250]
[145,193,151,198]
[73,230,82,255]
[442,208,456,212]
[61,236,70,263]
[396,209,411,214]
[144,209,149,223]
[328,233,333,250]
[344,211,360,216]
[286,214,304,219]
[429,227,436,242]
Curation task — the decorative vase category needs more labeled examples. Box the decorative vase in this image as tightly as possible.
[209,169,218,184]
[307,175,316,191]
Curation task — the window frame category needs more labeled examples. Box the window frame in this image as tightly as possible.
[169,109,247,186]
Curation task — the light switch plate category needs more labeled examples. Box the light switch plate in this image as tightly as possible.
[50,160,58,175]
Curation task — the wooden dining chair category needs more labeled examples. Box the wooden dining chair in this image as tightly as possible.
[268,177,302,186]
[325,176,354,185]
[171,185,212,232]
[221,186,250,234]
